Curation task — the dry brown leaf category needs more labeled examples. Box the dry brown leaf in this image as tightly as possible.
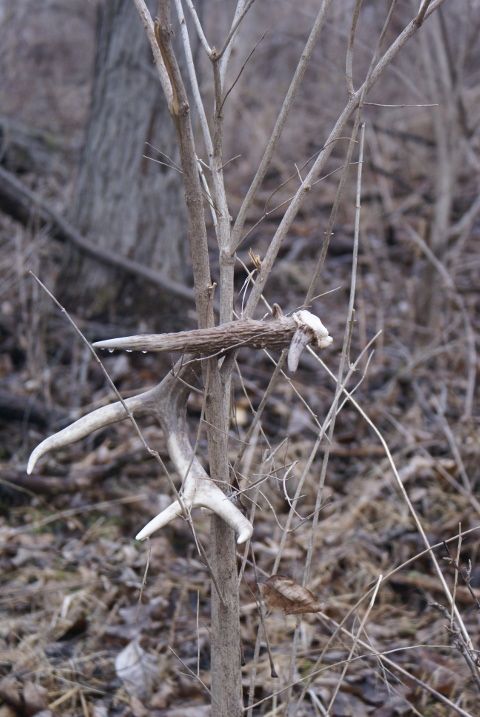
[261,574,324,615]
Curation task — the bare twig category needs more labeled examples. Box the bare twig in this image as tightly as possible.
[326,575,382,714]
[346,0,364,95]
[216,0,256,63]
[308,346,477,655]
[229,0,333,252]
[174,0,214,158]
[242,0,449,318]
[303,122,365,588]
[184,0,212,55]
[132,0,173,106]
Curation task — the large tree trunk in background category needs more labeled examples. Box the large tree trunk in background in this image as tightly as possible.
[58,0,187,322]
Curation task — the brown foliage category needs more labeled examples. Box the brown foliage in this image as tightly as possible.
[261,574,324,614]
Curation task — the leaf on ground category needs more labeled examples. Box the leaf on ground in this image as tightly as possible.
[261,574,324,614]
[114,640,158,700]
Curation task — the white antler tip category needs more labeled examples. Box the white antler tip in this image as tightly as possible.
[27,450,40,475]
[135,496,254,544]
[135,528,150,541]
[236,524,253,544]
[135,501,183,541]
[318,335,333,349]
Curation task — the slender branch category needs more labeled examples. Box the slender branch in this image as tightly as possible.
[174,0,214,159]
[416,0,434,27]
[216,0,256,63]
[304,118,361,305]
[229,0,333,252]
[326,574,382,715]
[304,124,365,590]
[295,523,480,708]
[153,0,213,329]
[184,0,212,55]
[404,223,476,418]
[321,615,475,717]
[219,32,266,115]
[243,0,448,318]
[308,346,477,654]
[248,633,475,716]
[346,0,364,95]
[131,0,174,107]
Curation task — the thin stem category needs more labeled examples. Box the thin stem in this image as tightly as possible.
[217,0,256,64]
[243,0,448,318]
[132,0,173,107]
[308,346,477,654]
[326,575,382,714]
[184,0,212,55]
[346,0,364,95]
[302,122,365,588]
[230,0,333,253]
[174,0,214,158]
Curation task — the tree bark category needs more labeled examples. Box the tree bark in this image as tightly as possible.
[57,0,187,320]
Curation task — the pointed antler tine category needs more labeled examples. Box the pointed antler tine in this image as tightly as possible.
[27,389,156,474]
[135,500,184,540]
[93,335,161,352]
[194,484,253,544]
[287,310,332,372]
[287,328,311,373]
[135,485,253,544]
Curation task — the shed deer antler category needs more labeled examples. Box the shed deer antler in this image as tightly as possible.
[27,362,253,544]
[27,311,331,544]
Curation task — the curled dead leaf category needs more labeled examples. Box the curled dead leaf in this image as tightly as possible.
[261,574,324,615]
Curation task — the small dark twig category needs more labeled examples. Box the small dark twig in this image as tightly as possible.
[442,541,480,610]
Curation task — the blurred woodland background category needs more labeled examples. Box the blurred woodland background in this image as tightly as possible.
[1,0,480,715]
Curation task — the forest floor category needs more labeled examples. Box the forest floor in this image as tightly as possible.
[1,3,480,709]
[1,189,480,716]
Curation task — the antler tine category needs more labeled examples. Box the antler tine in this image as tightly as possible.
[28,360,253,544]
[137,364,253,545]
[27,386,159,475]
[26,362,194,475]
[136,428,253,544]
[135,486,253,544]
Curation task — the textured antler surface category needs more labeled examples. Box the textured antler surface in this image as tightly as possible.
[27,389,157,475]
[28,312,332,545]
[27,362,253,544]
[92,312,332,365]
[93,317,300,354]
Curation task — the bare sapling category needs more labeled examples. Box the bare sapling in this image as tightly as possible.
[26,0,460,714]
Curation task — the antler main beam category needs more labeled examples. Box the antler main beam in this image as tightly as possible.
[92,311,332,363]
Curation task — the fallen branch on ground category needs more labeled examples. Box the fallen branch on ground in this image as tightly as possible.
[0,165,194,303]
